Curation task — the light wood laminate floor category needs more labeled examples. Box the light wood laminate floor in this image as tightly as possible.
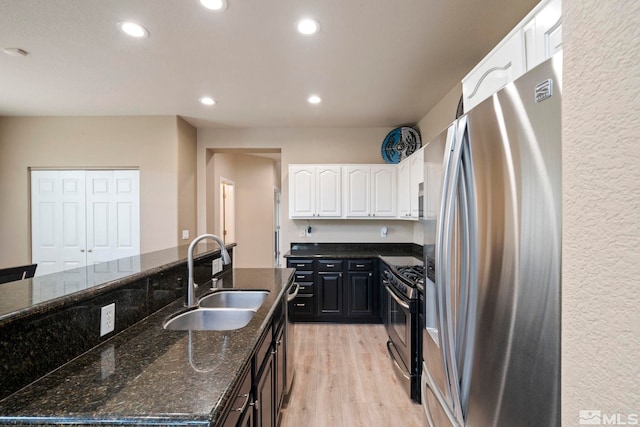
[280,323,428,427]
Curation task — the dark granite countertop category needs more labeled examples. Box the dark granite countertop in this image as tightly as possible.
[0,267,295,426]
[284,242,423,260]
[0,243,236,324]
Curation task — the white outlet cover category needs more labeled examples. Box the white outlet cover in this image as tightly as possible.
[100,303,116,337]
[182,230,189,240]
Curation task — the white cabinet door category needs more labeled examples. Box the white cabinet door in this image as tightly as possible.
[462,29,526,112]
[371,165,396,217]
[410,149,424,218]
[289,165,341,218]
[289,166,316,218]
[31,170,140,277]
[524,0,562,69]
[344,165,396,218]
[31,170,87,276]
[344,165,371,217]
[316,166,342,217]
[397,161,411,218]
[425,163,443,220]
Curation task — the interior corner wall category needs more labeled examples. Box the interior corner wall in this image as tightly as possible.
[415,83,462,144]
[177,117,198,245]
[562,0,640,422]
[0,116,180,269]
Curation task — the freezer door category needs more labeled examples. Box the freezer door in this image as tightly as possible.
[462,54,562,427]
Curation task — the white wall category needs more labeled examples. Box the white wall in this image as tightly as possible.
[197,128,417,260]
[562,0,640,423]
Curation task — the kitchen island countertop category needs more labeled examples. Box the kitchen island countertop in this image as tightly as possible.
[0,267,294,426]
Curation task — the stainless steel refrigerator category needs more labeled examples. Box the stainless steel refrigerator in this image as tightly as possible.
[420,53,562,426]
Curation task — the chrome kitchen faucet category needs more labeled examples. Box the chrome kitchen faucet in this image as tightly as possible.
[186,234,231,307]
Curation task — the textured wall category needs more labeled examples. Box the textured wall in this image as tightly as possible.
[563,0,640,424]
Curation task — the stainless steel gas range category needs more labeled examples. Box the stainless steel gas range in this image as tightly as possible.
[380,255,427,403]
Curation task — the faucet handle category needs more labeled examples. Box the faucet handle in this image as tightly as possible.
[211,278,218,289]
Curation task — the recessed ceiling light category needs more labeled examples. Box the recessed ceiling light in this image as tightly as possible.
[297,18,320,35]
[200,0,227,11]
[2,48,28,57]
[200,96,216,106]
[307,95,322,104]
[118,21,149,38]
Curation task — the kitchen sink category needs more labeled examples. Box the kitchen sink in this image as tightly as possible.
[199,290,269,310]
[163,308,256,331]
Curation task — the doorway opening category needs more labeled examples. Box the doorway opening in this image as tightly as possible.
[274,188,281,267]
[220,178,236,244]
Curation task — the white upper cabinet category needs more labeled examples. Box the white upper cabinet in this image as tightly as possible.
[462,30,526,112]
[397,148,424,220]
[462,0,562,113]
[344,165,396,218]
[523,0,562,69]
[289,165,341,218]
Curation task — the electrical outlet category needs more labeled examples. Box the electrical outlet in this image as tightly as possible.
[182,229,189,240]
[212,258,222,275]
[100,303,115,337]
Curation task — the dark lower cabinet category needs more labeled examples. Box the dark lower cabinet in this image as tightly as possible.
[318,272,342,315]
[274,322,286,417]
[287,257,380,323]
[219,293,289,427]
[221,364,252,427]
[347,271,374,317]
[255,352,274,427]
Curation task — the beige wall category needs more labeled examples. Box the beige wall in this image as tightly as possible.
[0,116,189,268]
[197,128,417,261]
[415,83,462,144]
[177,116,197,243]
[563,0,640,423]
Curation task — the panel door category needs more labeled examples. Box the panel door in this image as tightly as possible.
[31,170,87,276]
[344,165,370,217]
[371,165,396,217]
[347,271,374,317]
[255,353,275,427]
[410,149,424,218]
[318,272,342,315]
[289,166,315,217]
[397,160,411,218]
[86,170,140,271]
[524,0,562,70]
[462,29,526,112]
[315,166,341,217]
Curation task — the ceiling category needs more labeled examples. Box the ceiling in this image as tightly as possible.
[0,0,538,129]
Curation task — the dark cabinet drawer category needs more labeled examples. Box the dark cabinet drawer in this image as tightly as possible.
[287,259,313,270]
[293,271,313,282]
[317,260,343,272]
[296,282,314,294]
[347,260,374,271]
[289,294,314,316]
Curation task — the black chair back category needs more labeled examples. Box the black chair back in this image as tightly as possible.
[0,264,37,284]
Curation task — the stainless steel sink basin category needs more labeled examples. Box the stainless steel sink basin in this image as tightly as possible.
[199,290,269,310]
[163,308,256,331]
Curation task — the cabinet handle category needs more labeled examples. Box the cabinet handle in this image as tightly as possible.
[252,399,259,410]
[295,303,305,307]
[296,275,305,279]
[296,264,306,267]
[369,272,372,277]
[326,264,335,268]
[356,264,365,268]
[80,249,85,253]
[235,393,251,412]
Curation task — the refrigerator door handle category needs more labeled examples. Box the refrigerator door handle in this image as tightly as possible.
[441,116,468,425]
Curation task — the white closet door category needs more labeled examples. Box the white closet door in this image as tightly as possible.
[31,170,87,276]
[86,170,140,271]
[31,169,140,279]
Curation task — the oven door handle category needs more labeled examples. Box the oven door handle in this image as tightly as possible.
[386,340,411,380]
[385,284,410,310]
